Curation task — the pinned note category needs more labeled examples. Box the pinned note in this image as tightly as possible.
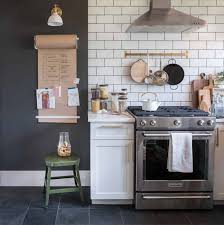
[68,87,80,107]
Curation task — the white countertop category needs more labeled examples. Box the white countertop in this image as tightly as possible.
[216,118,224,123]
[88,111,135,123]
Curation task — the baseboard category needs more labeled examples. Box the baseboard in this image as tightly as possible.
[0,170,90,186]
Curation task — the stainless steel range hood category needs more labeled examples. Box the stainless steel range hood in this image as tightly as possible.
[126,0,207,33]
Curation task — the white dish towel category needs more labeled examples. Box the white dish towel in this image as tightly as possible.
[167,133,193,173]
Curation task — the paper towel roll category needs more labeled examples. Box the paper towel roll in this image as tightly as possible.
[35,34,78,49]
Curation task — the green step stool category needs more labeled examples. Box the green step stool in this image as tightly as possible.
[44,153,84,208]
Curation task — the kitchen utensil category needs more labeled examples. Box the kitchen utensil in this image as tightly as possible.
[141,92,161,111]
[131,59,147,83]
[199,89,211,113]
[191,77,209,108]
[154,59,169,86]
[163,58,185,85]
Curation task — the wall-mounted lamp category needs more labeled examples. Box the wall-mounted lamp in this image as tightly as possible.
[48,4,63,27]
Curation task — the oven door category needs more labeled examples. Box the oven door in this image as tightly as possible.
[136,131,215,192]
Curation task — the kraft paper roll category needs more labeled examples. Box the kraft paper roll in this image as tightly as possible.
[35,34,77,49]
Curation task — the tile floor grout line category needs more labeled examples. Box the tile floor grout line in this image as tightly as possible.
[21,201,31,225]
[119,206,124,225]
[185,213,193,225]
[88,204,91,225]
[54,196,61,225]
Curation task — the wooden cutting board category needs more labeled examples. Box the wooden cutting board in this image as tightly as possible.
[192,79,209,108]
[131,59,147,83]
[198,89,211,112]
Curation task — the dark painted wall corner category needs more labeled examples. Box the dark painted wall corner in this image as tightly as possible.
[0,0,89,170]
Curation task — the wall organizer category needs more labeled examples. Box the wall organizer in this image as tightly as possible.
[34,34,80,123]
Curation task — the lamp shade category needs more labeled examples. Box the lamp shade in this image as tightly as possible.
[48,12,63,26]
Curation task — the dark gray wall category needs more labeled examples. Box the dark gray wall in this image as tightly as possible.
[0,0,89,170]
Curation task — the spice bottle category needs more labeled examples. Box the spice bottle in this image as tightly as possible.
[99,84,109,99]
[119,97,128,114]
[111,92,119,114]
[100,98,108,111]
[91,99,100,113]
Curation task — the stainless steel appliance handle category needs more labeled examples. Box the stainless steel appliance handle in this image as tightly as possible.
[216,128,219,147]
[143,195,211,200]
[143,133,212,137]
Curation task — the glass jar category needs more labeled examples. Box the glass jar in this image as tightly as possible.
[100,98,108,111]
[91,99,100,112]
[111,92,119,114]
[57,132,71,157]
[99,84,109,99]
[119,97,128,114]
[91,88,100,99]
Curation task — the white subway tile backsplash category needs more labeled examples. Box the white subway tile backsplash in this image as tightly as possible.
[97,33,113,40]
[105,41,122,49]
[207,41,224,49]
[97,67,113,75]
[173,41,190,49]
[199,50,215,58]
[131,33,148,40]
[156,41,173,49]
[199,33,216,40]
[190,41,206,49]
[165,33,182,40]
[88,0,224,107]
[208,7,224,15]
[122,41,139,49]
[207,59,224,67]
[139,41,156,49]
[105,24,122,32]
[97,15,113,24]
[97,0,113,6]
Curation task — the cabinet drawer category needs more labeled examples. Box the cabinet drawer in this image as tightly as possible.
[91,123,134,140]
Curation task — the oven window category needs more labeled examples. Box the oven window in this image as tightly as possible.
[143,139,208,180]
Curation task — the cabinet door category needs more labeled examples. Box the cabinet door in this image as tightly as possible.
[214,124,224,200]
[91,140,134,200]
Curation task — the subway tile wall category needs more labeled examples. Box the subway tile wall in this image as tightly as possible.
[88,0,224,107]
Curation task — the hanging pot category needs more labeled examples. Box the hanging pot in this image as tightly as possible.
[163,58,185,86]
[153,59,169,86]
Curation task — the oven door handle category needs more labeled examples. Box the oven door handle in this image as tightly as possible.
[142,195,211,200]
[143,134,212,137]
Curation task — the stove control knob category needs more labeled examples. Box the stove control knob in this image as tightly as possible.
[150,120,157,126]
[140,120,147,127]
[198,120,205,126]
[207,120,214,126]
[174,120,181,126]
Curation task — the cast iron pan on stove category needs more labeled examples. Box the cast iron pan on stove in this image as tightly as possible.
[163,59,185,85]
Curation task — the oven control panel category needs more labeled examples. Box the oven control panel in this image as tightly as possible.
[137,117,216,131]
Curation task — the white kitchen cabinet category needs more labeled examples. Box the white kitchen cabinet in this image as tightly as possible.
[88,112,135,204]
[91,139,134,200]
[214,122,224,201]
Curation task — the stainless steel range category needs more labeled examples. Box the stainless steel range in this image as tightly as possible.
[127,106,216,210]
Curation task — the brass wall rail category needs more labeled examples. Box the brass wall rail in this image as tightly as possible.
[124,51,189,58]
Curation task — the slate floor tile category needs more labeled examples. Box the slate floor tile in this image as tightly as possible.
[0,208,27,225]
[30,194,60,209]
[120,207,157,225]
[56,208,89,225]
[0,195,30,209]
[185,209,224,225]
[59,187,90,209]
[155,211,190,225]
[90,208,123,225]
[22,208,57,225]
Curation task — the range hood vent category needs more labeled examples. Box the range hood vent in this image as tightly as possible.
[127,0,207,33]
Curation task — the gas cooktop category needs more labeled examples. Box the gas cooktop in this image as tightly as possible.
[127,106,209,117]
